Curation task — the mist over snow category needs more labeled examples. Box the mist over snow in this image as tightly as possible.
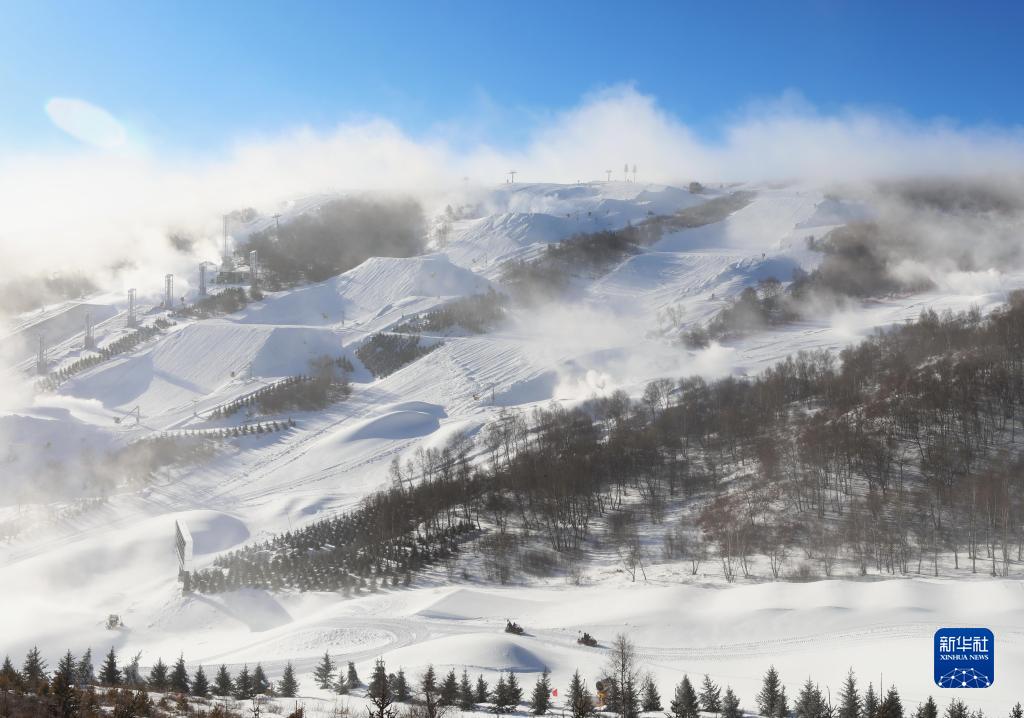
[4,85,1024,717]
[3,86,1024,293]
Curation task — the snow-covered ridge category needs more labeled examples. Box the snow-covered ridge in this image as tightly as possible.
[2,180,1023,713]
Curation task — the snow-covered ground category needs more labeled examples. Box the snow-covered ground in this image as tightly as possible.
[2,181,1022,712]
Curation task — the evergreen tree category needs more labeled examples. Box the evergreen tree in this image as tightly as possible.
[0,655,22,691]
[476,674,490,704]
[492,673,510,715]
[75,649,94,688]
[945,700,968,718]
[278,663,298,698]
[421,665,440,718]
[779,686,789,718]
[99,647,121,687]
[235,664,254,699]
[313,652,336,690]
[508,671,523,707]
[567,670,595,718]
[214,665,233,697]
[757,667,784,718]
[916,698,938,718]
[170,655,190,694]
[459,670,476,711]
[641,675,662,712]
[22,646,48,691]
[253,664,271,696]
[699,675,721,714]
[392,669,411,702]
[879,687,903,718]
[192,665,210,698]
[123,652,143,687]
[864,684,880,718]
[440,669,459,707]
[794,679,827,718]
[838,670,861,718]
[670,676,699,718]
[52,651,80,718]
[1009,705,1023,718]
[721,687,742,718]
[531,669,552,715]
[367,659,397,718]
[346,661,361,689]
[148,658,170,692]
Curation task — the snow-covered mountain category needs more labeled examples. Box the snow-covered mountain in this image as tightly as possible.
[2,180,1022,712]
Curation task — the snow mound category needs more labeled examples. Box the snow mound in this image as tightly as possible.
[236,254,489,328]
[177,510,250,555]
[386,633,549,673]
[417,588,545,621]
[342,410,441,442]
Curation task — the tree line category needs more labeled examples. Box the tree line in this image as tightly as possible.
[202,294,1024,589]
[1,639,1018,718]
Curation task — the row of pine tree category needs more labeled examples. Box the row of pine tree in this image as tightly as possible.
[2,646,1020,718]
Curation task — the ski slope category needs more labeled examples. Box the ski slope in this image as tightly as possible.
[1,181,1022,713]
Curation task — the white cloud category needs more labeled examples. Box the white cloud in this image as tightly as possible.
[45,97,128,150]
[3,86,1024,291]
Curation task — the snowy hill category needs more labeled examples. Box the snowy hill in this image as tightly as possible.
[2,180,1023,713]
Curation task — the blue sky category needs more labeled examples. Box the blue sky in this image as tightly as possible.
[2,1,1022,155]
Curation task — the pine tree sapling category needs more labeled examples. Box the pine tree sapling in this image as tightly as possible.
[459,670,476,711]
[568,670,595,718]
[367,658,397,718]
[531,669,552,715]
[641,675,662,713]
[279,662,299,698]
[440,669,459,707]
[699,675,721,714]
[721,687,742,718]
[99,647,121,687]
[314,653,336,691]
[476,674,490,705]
[838,670,861,718]
[671,676,699,718]
[347,661,361,689]
[215,665,234,697]
[393,669,411,702]
[253,664,271,696]
[22,646,48,691]
[757,667,783,718]
[170,655,190,694]
[193,665,211,698]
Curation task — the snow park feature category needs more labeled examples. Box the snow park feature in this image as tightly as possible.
[4,177,1024,715]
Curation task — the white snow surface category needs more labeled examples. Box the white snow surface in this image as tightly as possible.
[2,181,1023,712]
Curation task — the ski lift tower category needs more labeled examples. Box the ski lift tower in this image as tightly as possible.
[164,274,174,309]
[126,288,138,328]
[84,312,96,350]
[35,335,46,375]
[198,262,208,297]
[248,249,259,286]
[221,214,235,271]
